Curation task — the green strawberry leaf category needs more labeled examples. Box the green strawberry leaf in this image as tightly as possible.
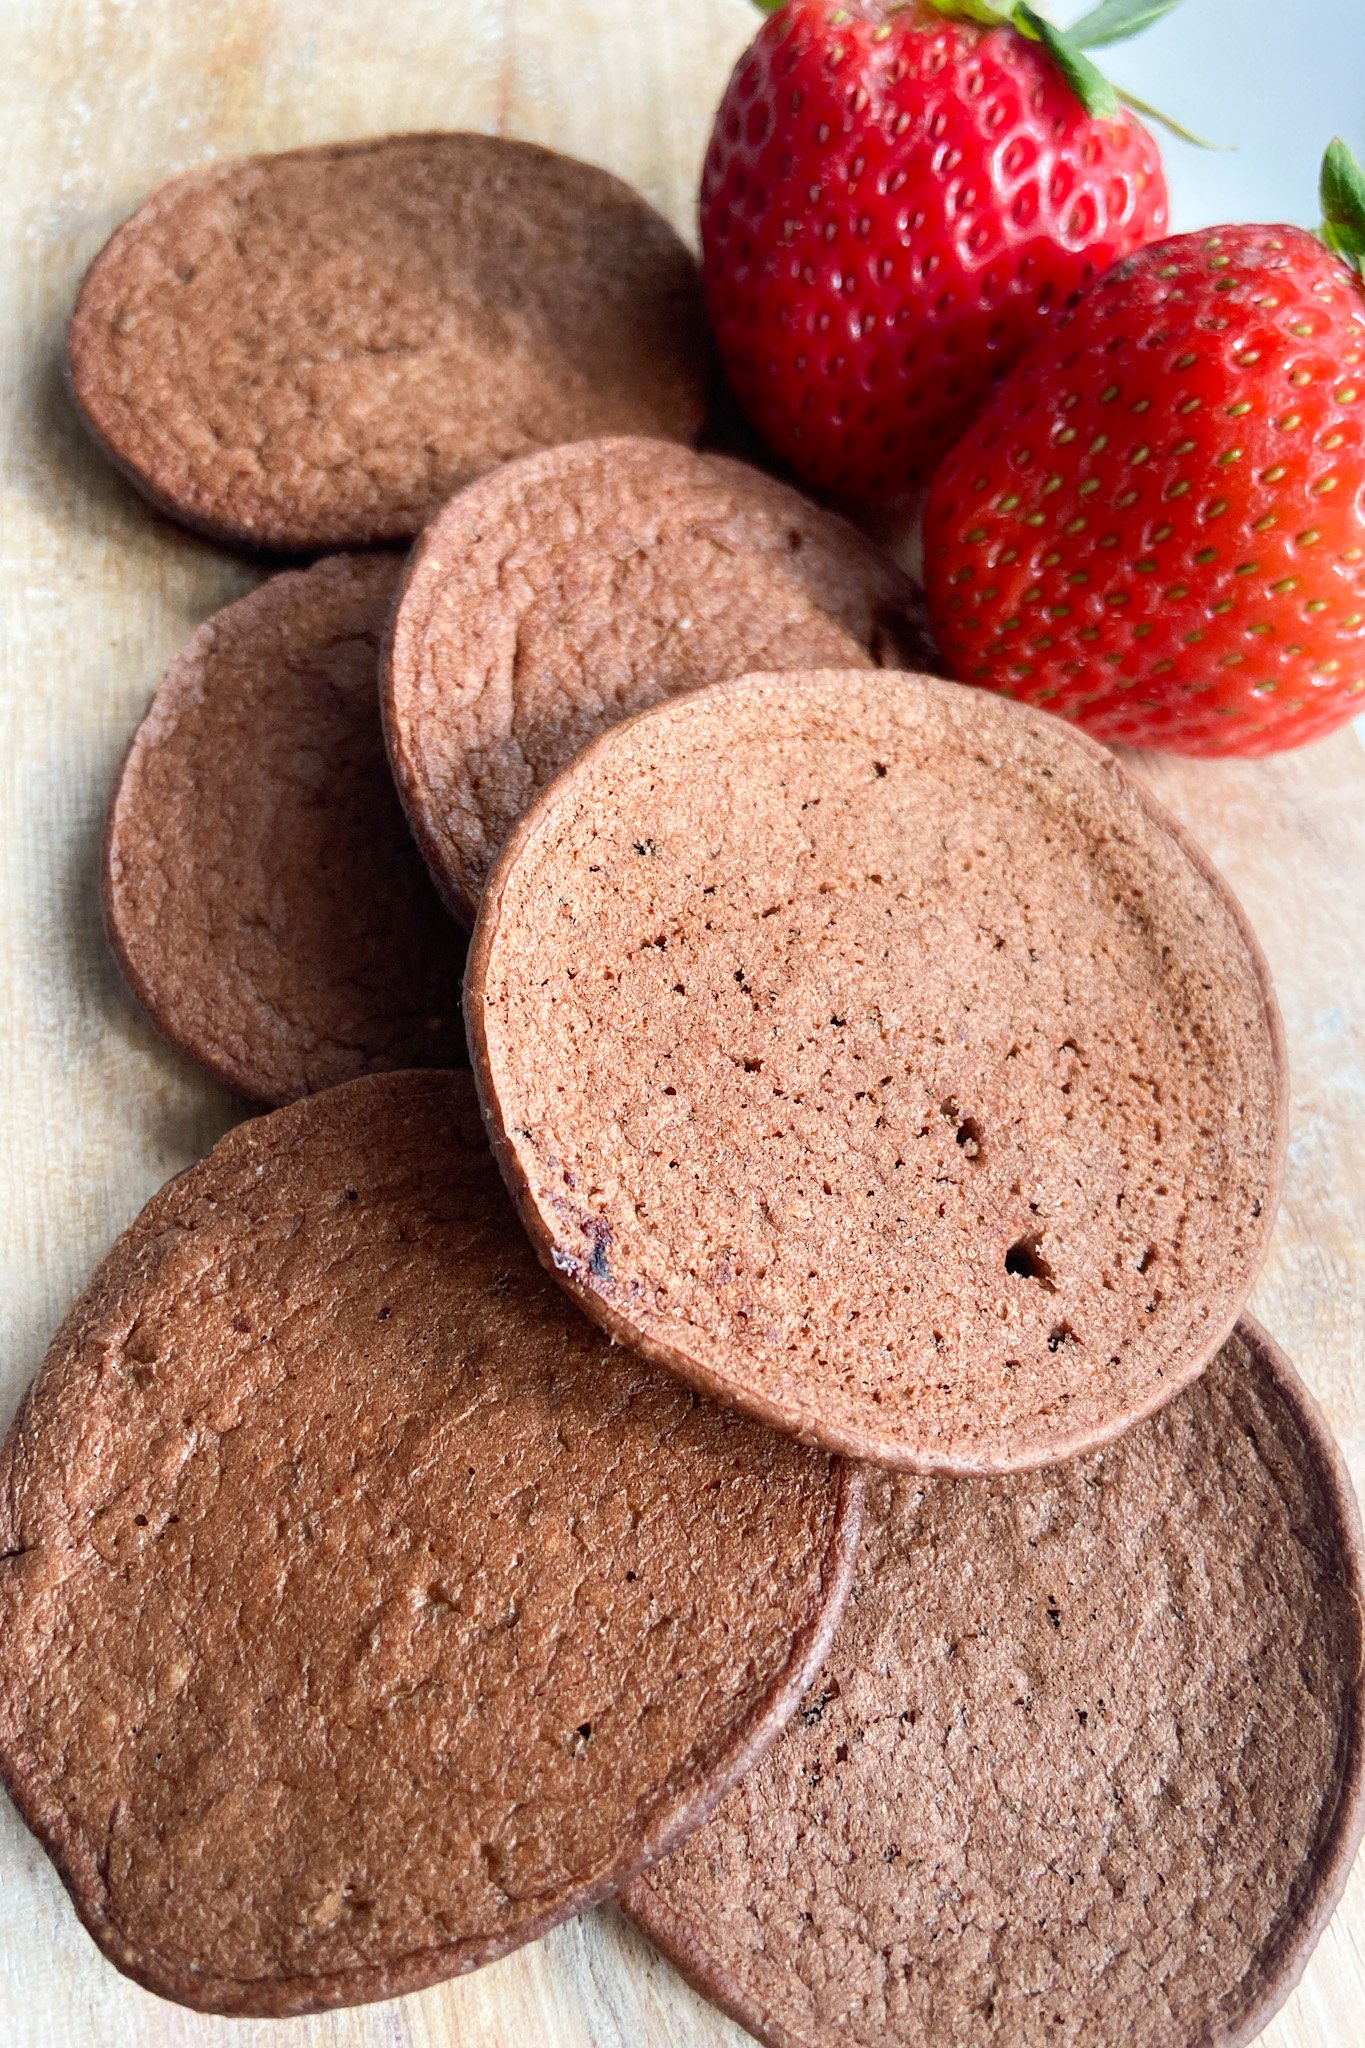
[854,0,1221,147]
[923,0,1017,24]
[1067,0,1183,48]
[1015,4,1120,119]
[1321,137,1365,270]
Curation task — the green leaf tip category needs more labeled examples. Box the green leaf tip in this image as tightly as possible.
[1321,137,1365,270]
[1068,0,1183,49]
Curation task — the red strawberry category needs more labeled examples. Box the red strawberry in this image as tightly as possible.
[701,0,1173,500]
[923,148,1365,756]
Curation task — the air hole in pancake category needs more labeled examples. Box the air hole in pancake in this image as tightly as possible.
[1005,1235,1057,1290]
[940,1099,983,1157]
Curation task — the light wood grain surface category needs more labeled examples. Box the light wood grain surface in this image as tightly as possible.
[2,3,1362,2043]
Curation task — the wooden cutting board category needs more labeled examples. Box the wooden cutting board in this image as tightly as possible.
[2,3,1362,2043]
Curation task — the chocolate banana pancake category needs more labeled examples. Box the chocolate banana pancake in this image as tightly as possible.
[624,1320,1365,2048]
[0,1072,862,2017]
[104,553,467,1106]
[383,438,936,922]
[68,134,711,552]
[467,670,1285,1473]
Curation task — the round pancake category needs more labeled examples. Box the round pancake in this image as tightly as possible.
[0,1071,862,2018]
[383,438,937,923]
[466,670,1286,1474]
[103,553,467,1106]
[68,134,711,552]
[624,1319,1365,2048]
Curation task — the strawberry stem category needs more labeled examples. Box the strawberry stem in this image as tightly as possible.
[1112,84,1230,152]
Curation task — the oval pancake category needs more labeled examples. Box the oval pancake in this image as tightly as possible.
[383,438,937,922]
[104,553,467,1106]
[467,670,1286,1473]
[625,1319,1365,2048]
[0,1071,862,2016]
[68,135,712,551]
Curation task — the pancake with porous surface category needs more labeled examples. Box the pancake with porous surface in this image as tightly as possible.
[0,1071,861,2017]
[104,552,467,1105]
[384,437,936,922]
[68,135,712,551]
[467,669,1285,1472]
[625,1319,1365,2048]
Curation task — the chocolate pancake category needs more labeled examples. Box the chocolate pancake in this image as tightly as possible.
[625,1320,1365,2048]
[383,438,936,922]
[467,670,1286,1474]
[103,553,466,1106]
[0,1072,861,2016]
[68,134,711,552]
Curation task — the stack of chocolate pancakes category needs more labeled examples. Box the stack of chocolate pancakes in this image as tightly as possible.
[2,134,1359,2044]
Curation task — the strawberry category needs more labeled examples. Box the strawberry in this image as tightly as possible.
[923,140,1365,756]
[700,0,1179,501]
